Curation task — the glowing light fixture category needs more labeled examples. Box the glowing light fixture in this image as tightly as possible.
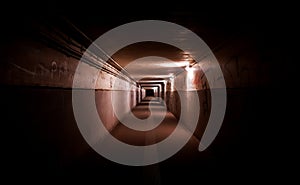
[154,61,190,68]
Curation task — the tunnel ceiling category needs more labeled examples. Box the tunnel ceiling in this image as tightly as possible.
[1,4,293,87]
[111,42,192,80]
[60,7,275,82]
[62,13,233,81]
[59,10,243,82]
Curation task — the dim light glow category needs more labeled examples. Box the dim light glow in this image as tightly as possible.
[169,76,175,91]
[185,66,196,90]
[154,61,190,68]
[187,67,194,80]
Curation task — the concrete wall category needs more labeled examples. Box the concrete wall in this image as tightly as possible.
[0,22,139,174]
[96,90,137,131]
[0,39,78,87]
[166,32,273,142]
[1,86,87,174]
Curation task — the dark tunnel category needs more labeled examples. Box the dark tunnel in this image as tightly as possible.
[0,3,296,184]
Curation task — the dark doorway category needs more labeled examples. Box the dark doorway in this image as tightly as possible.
[146,89,155,97]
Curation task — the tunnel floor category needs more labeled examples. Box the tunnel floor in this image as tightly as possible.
[1,87,277,183]
[111,97,200,147]
[62,97,213,182]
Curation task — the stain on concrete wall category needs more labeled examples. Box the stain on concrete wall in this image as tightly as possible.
[0,39,78,87]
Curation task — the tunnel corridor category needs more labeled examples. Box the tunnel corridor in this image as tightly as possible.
[0,6,294,183]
